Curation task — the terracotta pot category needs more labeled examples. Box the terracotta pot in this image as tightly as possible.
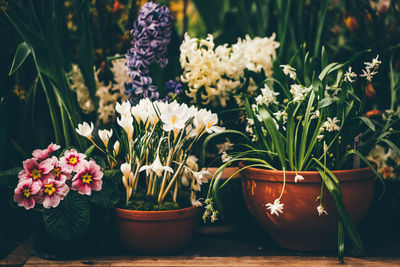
[240,163,375,251]
[114,206,200,254]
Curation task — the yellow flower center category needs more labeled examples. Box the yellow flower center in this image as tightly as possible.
[207,120,214,129]
[23,188,31,198]
[68,156,78,165]
[52,167,61,178]
[171,114,177,125]
[30,169,42,180]
[44,184,56,196]
[81,172,92,184]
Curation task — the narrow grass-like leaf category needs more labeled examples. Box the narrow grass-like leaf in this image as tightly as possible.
[9,42,31,75]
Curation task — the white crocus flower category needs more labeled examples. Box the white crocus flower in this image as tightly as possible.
[113,141,120,156]
[117,115,134,139]
[139,154,174,177]
[116,100,132,116]
[120,163,131,178]
[203,112,224,134]
[344,66,357,83]
[317,205,328,216]
[294,174,304,183]
[76,121,94,138]
[185,155,199,171]
[98,129,113,147]
[280,64,297,80]
[323,117,340,132]
[160,104,188,132]
[266,199,284,216]
[221,152,232,163]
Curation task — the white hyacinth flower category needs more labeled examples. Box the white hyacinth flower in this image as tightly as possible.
[98,129,113,147]
[317,205,328,216]
[294,174,304,183]
[76,121,94,138]
[280,64,297,80]
[139,154,174,177]
[265,199,284,216]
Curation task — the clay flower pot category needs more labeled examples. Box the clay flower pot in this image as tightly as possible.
[114,206,200,254]
[240,163,375,251]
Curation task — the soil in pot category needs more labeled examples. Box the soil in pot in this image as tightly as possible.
[114,206,200,255]
[240,163,375,251]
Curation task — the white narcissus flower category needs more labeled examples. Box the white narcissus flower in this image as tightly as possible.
[317,205,328,216]
[256,84,279,107]
[193,170,212,185]
[139,155,174,177]
[280,64,297,80]
[294,174,304,183]
[76,122,94,138]
[344,66,357,83]
[290,84,312,102]
[117,115,134,139]
[116,100,132,116]
[323,117,340,132]
[216,138,234,154]
[185,155,199,172]
[364,55,381,71]
[360,67,378,82]
[265,199,284,216]
[98,129,113,147]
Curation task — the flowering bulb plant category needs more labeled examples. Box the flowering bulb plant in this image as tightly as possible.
[76,98,222,210]
[203,50,400,258]
[11,143,114,242]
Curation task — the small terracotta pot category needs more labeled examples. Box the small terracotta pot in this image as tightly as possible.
[114,206,200,254]
[240,163,375,251]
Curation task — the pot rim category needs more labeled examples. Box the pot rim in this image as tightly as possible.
[114,206,200,221]
[238,162,375,183]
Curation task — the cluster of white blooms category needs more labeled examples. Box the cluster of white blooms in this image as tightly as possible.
[345,55,381,83]
[96,56,129,123]
[290,84,312,102]
[68,64,95,114]
[180,33,279,107]
[255,84,279,107]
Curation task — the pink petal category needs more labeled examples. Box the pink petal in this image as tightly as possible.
[43,195,61,208]
[18,170,28,180]
[91,180,102,192]
[31,182,41,195]
[40,161,54,174]
[23,159,38,172]
[78,184,91,196]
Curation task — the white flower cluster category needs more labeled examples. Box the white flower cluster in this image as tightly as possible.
[96,56,129,123]
[344,55,381,83]
[117,99,224,137]
[256,84,279,107]
[68,64,95,114]
[180,33,279,107]
[290,84,312,102]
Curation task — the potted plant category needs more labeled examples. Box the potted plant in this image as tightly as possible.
[75,97,222,254]
[179,32,280,233]
[8,143,117,259]
[204,51,400,260]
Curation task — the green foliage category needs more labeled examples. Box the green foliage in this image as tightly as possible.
[42,191,90,242]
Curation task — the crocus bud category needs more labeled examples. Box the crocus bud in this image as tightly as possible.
[113,141,120,157]
[98,129,113,148]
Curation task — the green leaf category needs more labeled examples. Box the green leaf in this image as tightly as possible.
[258,106,286,168]
[357,116,376,132]
[42,191,90,242]
[318,98,335,109]
[84,144,95,157]
[0,167,20,188]
[9,42,31,75]
[89,176,119,208]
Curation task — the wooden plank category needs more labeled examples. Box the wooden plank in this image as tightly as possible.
[0,241,32,267]
[24,256,400,267]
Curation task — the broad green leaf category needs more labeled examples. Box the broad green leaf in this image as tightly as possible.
[89,176,119,208]
[84,145,95,157]
[42,191,90,242]
[357,116,376,132]
[318,98,335,109]
[9,42,31,75]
